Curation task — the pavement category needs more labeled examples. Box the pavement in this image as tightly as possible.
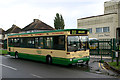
[90,55,120,77]
[90,55,112,59]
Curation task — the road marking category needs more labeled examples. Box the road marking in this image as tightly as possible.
[0,64,17,71]
[31,74,43,78]
[98,63,108,72]
[101,63,108,72]
[98,63,103,70]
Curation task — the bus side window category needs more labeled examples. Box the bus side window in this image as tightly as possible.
[53,36,65,50]
[27,38,35,48]
[39,37,44,49]
[20,38,23,47]
[44,37,53,49]
[8,38,13,46]
[20,38,27,48]
[14,38,20,47]
[35,38,39,48]
[11,39,14,46]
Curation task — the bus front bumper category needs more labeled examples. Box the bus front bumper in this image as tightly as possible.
[69,56,90,65]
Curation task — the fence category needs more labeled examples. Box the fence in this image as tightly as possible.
[89,38,120,57]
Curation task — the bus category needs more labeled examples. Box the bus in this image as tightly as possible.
[7,29,90,66]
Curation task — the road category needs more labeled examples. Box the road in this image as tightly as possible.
[0,55,118,78]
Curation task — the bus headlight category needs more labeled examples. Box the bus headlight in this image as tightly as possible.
[70,59,72,61]
[87,56,89,58]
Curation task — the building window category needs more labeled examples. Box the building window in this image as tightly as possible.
[88,28,92,33]
[96,27,109,33]
[96,28,102,33]
[103,27,109,32]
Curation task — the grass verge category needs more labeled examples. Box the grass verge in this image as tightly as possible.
[108,62,120,70]
[0,49,8,55]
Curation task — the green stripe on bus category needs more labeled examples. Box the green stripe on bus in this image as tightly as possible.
[8,29,89,36]
[8,52,90,65]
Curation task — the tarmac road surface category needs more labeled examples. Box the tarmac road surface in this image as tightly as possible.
[0,55,117,78]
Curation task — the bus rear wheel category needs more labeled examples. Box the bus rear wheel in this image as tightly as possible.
[15,52,19,59]
[46,56,52,64]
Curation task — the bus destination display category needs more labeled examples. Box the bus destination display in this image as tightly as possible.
[70,30,87,34]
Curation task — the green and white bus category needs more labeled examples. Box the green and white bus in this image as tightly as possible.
[7,29,90,65]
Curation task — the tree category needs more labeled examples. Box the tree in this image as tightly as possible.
[54,13,65,29]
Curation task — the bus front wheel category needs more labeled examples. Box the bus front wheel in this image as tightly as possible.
[85,61,89,65]
[46,56,52,64]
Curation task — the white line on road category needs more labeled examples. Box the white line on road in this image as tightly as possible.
[31,74,43,78]
[0,64,17,71]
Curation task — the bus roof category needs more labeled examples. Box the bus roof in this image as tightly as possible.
[8,29,89,36]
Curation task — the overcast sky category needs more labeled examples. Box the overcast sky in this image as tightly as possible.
[0,0,109,30]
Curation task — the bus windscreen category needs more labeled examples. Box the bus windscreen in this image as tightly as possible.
[67,36,89,52]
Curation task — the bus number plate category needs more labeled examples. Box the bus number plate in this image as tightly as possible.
[78,60,83,62]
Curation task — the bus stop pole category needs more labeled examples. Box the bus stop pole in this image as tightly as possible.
[101,49,102,62]
[100,49,104,63]
[117,45,120,66]
[116,52,119,66]
[112,51,113,62]
[116,44,120,66]
[112,38,116,62]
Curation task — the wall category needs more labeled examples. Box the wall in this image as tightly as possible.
[104,1,119,14]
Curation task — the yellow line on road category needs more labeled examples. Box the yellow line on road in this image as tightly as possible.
[98,62,103,70]
[98,62,108,72]
[101,63,108,71]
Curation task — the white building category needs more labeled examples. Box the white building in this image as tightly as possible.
[77,0,120,40]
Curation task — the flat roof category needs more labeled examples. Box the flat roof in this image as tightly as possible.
[8,29,89,36]
[77,13,117,20]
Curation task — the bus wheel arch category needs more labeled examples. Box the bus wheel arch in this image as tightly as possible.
[46,55,52,64]
[15,51,19,59]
